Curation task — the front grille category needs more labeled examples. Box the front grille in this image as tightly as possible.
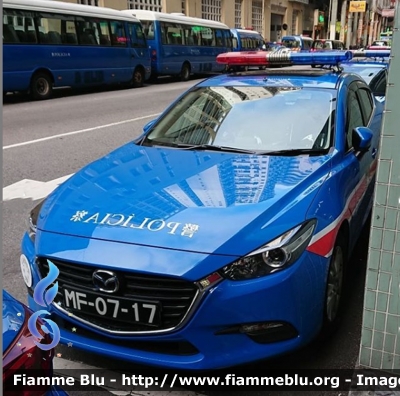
[37,257,199,333]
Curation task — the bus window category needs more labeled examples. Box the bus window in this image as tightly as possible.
[109,20,127,46]
[98,21,111,46]
[3,9,22,43]
[232,37,238,49]
[128,22,147,48]
[36,12,77,45]
[224,30,233,49]
[76,18,99,45]
[141,20,155,40]
[3,8,37,43]
[200,27,215,46]
[214,29,224,47]
[161,22,184,45]
[184,25,201,46]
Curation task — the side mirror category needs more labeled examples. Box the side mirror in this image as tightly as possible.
[352,126,373,152]
[143,118,157,134]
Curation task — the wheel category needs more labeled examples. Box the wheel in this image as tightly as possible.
[180,63,190,81]
[30,72,53,100]
[321,232,347,337]
[132,68,144,88]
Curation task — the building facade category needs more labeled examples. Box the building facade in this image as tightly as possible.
[57,0,315,41]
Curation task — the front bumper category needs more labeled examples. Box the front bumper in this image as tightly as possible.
[22,232,329,370]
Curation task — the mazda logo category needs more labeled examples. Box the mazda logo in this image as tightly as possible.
[92,270,119,294]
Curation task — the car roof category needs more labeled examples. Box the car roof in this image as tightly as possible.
[314,39,343,42]
[341,61,388,70]
[197,69,344,90]
[282,35,313,40]
[340,61,387,84]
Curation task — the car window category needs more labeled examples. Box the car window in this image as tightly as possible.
[282,38,300,48]
[345,87,364,151]
[144,86,336,152]
[357,88,373,124]
[313,41,331,49]
[302,39,313,49]
[370,71,387,95]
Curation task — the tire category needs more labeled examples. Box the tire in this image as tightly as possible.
[30,72,53,100]
[132,68,145,88]
[180,63,190,81]
[320,232,347,338]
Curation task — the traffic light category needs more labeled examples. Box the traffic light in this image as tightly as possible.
[318,11,325,24]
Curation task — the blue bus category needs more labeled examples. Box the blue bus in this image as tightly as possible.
[3,0,151,100]
[121,10,233,81]
[231,28,264,51]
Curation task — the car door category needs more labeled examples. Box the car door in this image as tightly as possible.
[345,82,378,239]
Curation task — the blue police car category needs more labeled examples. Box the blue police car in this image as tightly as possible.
[340,50,390,102]
[21,51,384,370]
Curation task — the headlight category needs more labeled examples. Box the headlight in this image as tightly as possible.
[27,199,45,242]
[220,219,317,281]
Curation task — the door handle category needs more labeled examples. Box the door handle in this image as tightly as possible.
[372,148,377,159]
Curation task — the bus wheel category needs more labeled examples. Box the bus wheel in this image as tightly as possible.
[132,68,145,88]
[180,63,191,81]
[30,72,53,100]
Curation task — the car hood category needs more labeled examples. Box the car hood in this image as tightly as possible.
[38,144,331,256]
[3,290,25,354]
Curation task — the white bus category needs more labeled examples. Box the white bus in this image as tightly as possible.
[3,0,151,100]
[120,9,233,81]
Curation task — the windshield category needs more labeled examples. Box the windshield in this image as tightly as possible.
[143,86,336,153]
[341,64,385,84]
[282,38,300,48]
[313,41,332,49]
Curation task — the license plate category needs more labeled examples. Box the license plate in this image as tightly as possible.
[62,287,161,326]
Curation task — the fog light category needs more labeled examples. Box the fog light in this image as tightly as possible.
[20,254,32,288]
[241,321,298,344]
[240,322,284,334]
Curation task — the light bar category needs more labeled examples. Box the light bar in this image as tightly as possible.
[217,51,353,67]
[352,50,390,58]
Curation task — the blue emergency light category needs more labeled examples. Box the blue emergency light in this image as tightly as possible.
[216,50,353,67]
[352,50,391,58]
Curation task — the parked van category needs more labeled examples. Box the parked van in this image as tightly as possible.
[312,39,345,50]
[281,35,313,51]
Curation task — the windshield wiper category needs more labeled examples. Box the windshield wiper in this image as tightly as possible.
[139,140,329,156]
[142,140,256,154]
[173,143,256,154]
[255,148,330,156]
